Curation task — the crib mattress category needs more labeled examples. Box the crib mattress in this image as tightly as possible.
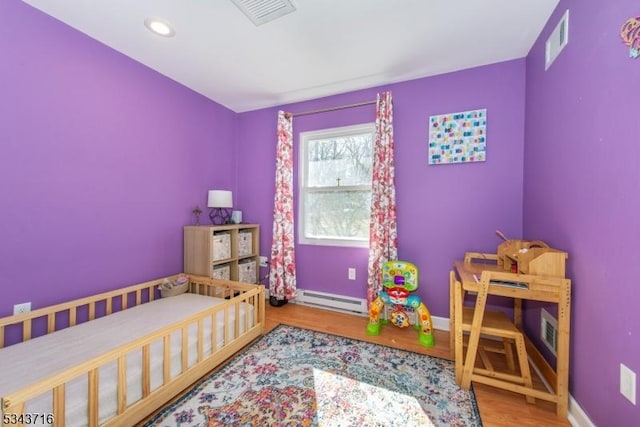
[0,293,253,426]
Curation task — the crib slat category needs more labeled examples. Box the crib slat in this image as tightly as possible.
[250,295,258,331]
[106,298,113,315]
[88,302,95,321]
[224,307,230,345]
[0,325,5,349]
[117,356,127,414]
[234,303,241,338]
[181,326,188,373]
[244,295,249,332]
[53,384,66,427]
[11,403,26,427]
[197,319,204,363]
[88,368,99,427]
[235,302,240,337]
[47,313,55,334]
[136,290,142,306]
[70,307,77,327]
[163,335,170,384]
[211,312,217,355]
[245,295,252,330]
[142,344,151,397]
[122,293,128,310]
[23,319,32,341]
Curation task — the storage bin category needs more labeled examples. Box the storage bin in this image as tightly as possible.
[212,264,231,280]
[238,260,257,283]
[238,231,253,257]
[212,232,231,261]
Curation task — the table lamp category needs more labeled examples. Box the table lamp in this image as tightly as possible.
[208,190,232,225]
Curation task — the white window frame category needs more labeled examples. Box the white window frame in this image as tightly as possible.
[298,122,375,248]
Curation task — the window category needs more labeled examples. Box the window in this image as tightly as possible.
[299,123,375,247]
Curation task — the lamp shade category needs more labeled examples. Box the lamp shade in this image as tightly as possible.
[207,190,233,208]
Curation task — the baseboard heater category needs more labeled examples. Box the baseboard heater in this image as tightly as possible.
[293,289,368,316]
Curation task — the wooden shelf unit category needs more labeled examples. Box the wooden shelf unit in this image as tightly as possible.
[183,224,260,283]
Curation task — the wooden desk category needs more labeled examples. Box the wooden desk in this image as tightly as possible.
[452,260,571,417]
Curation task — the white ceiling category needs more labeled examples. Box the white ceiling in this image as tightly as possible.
[21,0,559,113]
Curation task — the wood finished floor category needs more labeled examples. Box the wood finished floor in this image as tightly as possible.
[266,302,571,427]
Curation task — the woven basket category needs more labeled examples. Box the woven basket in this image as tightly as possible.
[160,281,189,298]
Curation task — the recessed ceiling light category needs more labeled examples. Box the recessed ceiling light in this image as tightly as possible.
[144,18,175,37]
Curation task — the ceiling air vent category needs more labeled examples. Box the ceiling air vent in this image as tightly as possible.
[231,0,296,26]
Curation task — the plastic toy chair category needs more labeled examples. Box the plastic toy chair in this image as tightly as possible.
[366,260,435,347]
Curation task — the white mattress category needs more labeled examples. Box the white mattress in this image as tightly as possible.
[0,293,254,426]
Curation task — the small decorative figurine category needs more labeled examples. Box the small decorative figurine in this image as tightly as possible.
[192,206,202,226]
[621,16,640,59]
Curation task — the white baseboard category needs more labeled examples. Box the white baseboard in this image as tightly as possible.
[293,288,368,316]
[568,395,595,427]
[431,315,449,332]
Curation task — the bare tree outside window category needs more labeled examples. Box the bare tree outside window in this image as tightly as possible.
[300,123,374,246]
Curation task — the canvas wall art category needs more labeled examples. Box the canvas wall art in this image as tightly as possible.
[428,109,487,164]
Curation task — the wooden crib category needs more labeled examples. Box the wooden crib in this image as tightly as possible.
[0,274,265,427]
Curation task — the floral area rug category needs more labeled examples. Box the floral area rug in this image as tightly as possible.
[145,324,482,427]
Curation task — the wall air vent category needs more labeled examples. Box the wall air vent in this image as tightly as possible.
[231,0,296,26]
[541,308,558,356]
[545,9,569,70]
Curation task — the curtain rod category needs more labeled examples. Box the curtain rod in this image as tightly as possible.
[287,99,376,118]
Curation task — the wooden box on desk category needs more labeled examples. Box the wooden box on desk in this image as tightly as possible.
[517,247,567,277]
[497,239,527,271]
[497,239,533,272]
[497,240,567,277]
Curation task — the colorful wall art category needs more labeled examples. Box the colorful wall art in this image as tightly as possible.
[428,109,487,164]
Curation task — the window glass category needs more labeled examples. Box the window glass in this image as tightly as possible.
[299,123,374,247]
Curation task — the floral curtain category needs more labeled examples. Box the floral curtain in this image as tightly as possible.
[269,111,297,301]
[367,91,398,305]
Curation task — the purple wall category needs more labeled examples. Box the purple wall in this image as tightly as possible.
[7,0,622,422]
[524,1,639,424]
[237,60,526,318]
[0,0,237,316]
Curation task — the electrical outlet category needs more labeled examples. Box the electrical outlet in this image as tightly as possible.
[13,302,31,315]
[620,363,637,405]
[259,256,268,267]
[348,268,356,280]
